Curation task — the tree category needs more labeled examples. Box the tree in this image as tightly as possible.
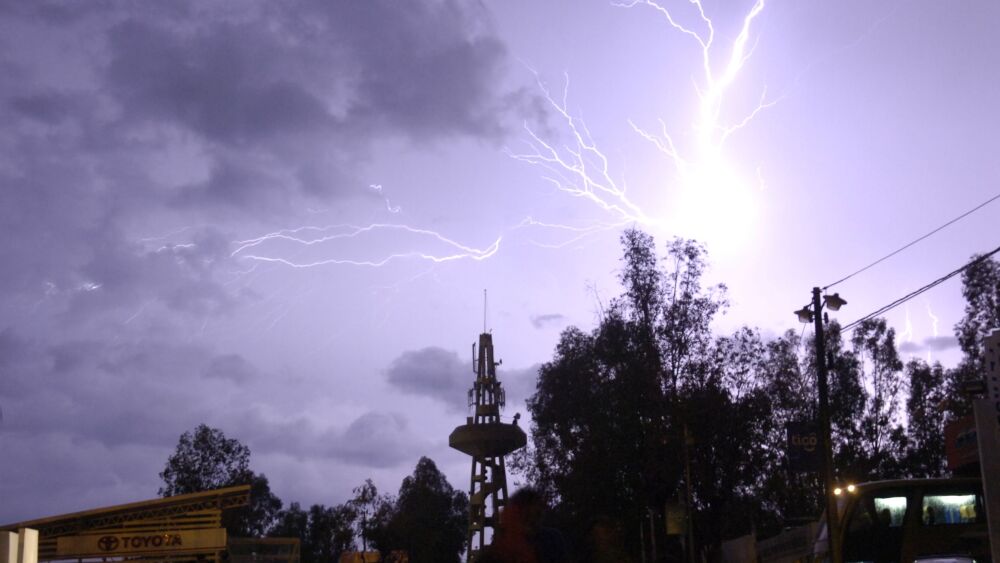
[270,502,357,563]
[232,473,283,537]
[519,228,994,556]
[159,424,251,496]
[756,329,822,532]
[524,229,732,557]
[350,479,388,554]
[819,319,907,482]
[955,254,1000,370]
[160,424,282,537]
[377,457,468,563]
[947,254,1000,418]
[850,318,906,479]
[270,502,309,542]
[904,359,947,477]
[309,504,358,563]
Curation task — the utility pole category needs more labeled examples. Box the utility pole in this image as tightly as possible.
[812,287,841,563]
[683,423,696,563]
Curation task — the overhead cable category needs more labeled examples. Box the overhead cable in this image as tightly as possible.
[824,192,1000,290]
[840,244,1000,333]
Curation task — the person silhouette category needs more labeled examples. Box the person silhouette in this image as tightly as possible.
[480,488,570,563]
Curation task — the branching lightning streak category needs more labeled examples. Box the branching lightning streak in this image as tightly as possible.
[224,1,772,274]
[513,216,630,249]
[619,0,772,197]
[510,0,772,247]
[231,224,501,268]
[900,305,914,353]
[506,71,652,229]
[925,302,939,337]
[925,301,939,363]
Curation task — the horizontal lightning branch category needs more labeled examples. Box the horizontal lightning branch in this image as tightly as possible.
[231,224,502,268]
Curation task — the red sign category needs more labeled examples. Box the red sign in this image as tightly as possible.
[945,415,978,470]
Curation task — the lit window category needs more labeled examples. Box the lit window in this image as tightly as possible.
[874,496,907,527]
[922,494,979,525]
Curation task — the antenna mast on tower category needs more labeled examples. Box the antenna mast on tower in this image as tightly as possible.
[449,317,525,562]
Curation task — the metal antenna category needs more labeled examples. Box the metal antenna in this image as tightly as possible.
[483,289,487,333]
[449,329,526,562]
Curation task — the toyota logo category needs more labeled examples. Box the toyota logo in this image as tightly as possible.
[97,536,119,552]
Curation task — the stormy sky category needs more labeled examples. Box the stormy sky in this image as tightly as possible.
[1,0,998,522]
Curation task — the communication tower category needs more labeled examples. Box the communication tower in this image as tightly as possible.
[448,331,526,562]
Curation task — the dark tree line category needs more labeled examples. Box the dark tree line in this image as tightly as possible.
[159,424,468,563]
[516,228,1000,560]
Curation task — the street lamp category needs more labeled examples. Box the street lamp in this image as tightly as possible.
[795,287,847,563]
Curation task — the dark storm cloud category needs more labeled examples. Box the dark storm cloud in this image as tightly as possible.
[204,354,258,385]
[0,0,530,306]
[499,364,540,405]
[324,1,513,139]
[105,19,333,147]
[385,346,539,410]
[96,0,528,201]
[925,335,959,351]
[898,335,960,354]
[327,412,426,468]
[0,324,293,522]
[9,91,77,124]
[226,409,428,469]
[386,347,468,411]
[0,0,532,522]
[0,328,237,449]
[530,313,566,329]
[67,227,237,319]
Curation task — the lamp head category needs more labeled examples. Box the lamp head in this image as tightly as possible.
[824,293,847,311]
[794,306,814,324]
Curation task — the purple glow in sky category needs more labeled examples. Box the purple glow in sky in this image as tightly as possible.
[1,0,998,522]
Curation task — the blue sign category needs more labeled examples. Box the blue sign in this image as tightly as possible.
[786,420,821,472]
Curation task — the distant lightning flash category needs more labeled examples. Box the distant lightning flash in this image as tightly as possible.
[925,302,939,337]
[900,305,914,351]
[925,301,939,363]
[231,223,501,268]
[368,184,401,214]
[228,179,500,271]
[510,0,772,248]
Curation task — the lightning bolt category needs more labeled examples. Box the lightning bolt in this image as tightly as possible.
[620,0,772,243]
[900,305,914,357]
[512,216,631,249]
[160,1,773,288]
[506,71,653,233]
[925,301,939,363]
[368,184,402,214]
[226,178,500,273]
[230,223,501,268]
[510,0,773,249]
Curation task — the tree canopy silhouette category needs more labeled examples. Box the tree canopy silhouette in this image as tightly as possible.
[159,424,282,537]
[517,228,980,558]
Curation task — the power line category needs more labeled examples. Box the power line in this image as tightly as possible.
[840,243,1000,333]
[824,191,1000,290]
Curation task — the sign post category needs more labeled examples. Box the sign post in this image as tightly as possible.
[978,330,1000,562]
[786,421,821,473]
[974,398,1000,563]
